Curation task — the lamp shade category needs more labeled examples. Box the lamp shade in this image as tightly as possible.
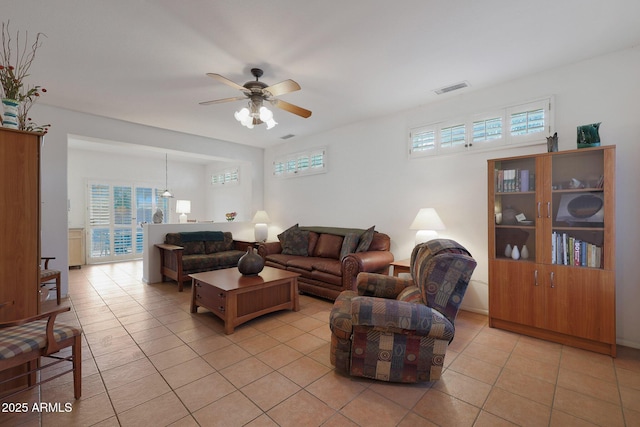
[176,200,191,214]
[409,208,445,230]
[251,210,271,224]
[176,200,191,223]
[410,208,445,245]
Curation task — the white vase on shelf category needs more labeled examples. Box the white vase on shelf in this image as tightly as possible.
[521,245,529,259]
[511,245,520,260]
[504,244,512,258]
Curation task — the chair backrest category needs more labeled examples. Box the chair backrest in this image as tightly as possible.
[410,239,477,324]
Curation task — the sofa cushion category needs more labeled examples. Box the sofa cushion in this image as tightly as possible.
[265,254,298,268]
[314,234,344,259]
[312,258,342,276]
[356,226,375,252]
[182,241,205,255]
[181,250,244,272]
[287,257,316,271]
[340,232,360,260]
[308,232,319,256]
[205,232,234,253]
[397,285,423,304]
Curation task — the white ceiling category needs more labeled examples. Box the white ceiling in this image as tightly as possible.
[6,1,640,149]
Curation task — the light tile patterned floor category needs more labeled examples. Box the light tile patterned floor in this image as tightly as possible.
[2,260,639,426]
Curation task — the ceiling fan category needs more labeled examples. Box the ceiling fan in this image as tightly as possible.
[200,68,312,129]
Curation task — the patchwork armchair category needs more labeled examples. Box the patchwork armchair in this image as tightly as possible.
[329,239,477,383]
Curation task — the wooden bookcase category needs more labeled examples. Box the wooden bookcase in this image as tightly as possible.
[488,146,616,356]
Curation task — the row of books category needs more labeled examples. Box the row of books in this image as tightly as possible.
[494,169,535,192]
[551,232,602,268]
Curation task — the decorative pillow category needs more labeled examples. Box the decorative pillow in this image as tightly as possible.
[314,234,344,259]
[277,224,299,243]
[339,232,360,260]
[355,226,375,252]
[396,285,423,304]
[280,225,309,256]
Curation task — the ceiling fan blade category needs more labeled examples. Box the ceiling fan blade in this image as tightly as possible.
[264,79,301,97]
[206,73,247,92]
[199,96,247,106]
[272,99,312,118]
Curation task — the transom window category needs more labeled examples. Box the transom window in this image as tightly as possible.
[273,147,326,177]
[409,97,553,158]
[211,167,239,185]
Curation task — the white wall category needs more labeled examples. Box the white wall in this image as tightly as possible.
[36,105,264,298]
[265,46,640,348]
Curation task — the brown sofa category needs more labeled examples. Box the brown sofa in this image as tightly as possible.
[155,231,251,291]
[257,225,394,300]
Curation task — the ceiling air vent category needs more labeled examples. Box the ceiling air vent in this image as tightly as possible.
[280,134,295,140]
[434,81,469,95]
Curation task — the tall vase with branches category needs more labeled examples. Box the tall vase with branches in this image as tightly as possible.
[0,21,48,131]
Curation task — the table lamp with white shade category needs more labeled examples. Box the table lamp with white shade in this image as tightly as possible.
[409,208,445,245]
[176,200,191,223]
[252,210,271,242]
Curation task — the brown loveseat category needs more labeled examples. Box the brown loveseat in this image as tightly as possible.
[257,225,394,300]
[156,231,250,291]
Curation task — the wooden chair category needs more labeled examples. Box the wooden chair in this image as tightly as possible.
[0,307,82,400]
[40,257,61,305]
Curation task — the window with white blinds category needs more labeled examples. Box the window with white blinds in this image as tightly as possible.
[211,167,239,185]
[273,147,326,177]
[88,182,168,262]
[409,97,553,158]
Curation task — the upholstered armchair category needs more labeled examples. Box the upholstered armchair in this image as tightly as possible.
[329,239,477,383]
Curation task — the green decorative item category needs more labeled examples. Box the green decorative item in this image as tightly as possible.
[577,122,601,149]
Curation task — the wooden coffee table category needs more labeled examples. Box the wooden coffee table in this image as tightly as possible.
[189,267,300,334]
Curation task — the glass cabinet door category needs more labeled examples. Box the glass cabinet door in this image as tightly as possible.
[548,148,607,269]
[491,156,538,263]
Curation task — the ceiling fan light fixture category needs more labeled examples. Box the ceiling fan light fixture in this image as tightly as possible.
[259,106,273,121]
[265,118,277,129]
[234,107,250,122]
[203,68,312,125]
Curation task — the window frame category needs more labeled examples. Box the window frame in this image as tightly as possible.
[409,96,553,158]
[273,147,327,178]
[211,166,239,186]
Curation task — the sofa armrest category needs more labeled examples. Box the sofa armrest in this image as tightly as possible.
[341,251,394,290]
[350,296,454,340]
[156,243,186,291]
[155,243,183,251]
[356,272,414,299]
[257,241,282,258]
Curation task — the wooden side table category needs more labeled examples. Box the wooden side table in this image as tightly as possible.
[390,259,411,277]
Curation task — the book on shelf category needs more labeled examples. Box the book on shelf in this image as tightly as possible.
[552,231,602,268]
[495,168,532,192]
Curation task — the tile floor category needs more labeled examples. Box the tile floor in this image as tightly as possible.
[2,260,639,426]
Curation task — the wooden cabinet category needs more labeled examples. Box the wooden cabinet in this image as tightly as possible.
[488,146,616,356]
[68,228,85,268]
[0,128,41,322]
[0,128,41,394]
